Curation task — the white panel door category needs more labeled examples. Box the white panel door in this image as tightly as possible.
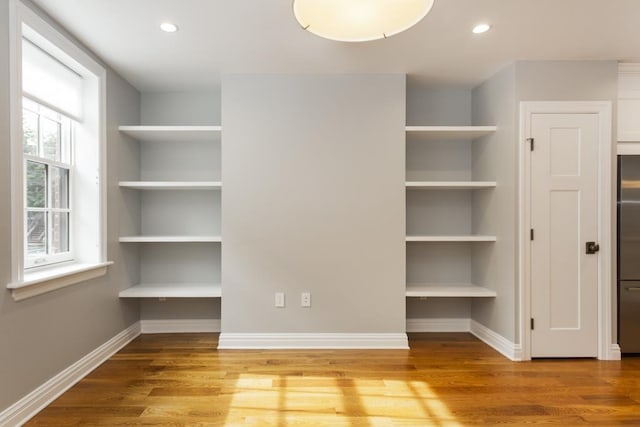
[530,113,599,357]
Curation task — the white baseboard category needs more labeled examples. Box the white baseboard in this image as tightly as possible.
[406,318,471,332]
[470,319,521,361]
[140,319,221,334]
[607,344,622,360]
[0,322,141,427]
[218,333,409,349]
[406,318,520,361]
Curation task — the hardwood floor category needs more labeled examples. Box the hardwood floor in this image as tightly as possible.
[25,333,640,426]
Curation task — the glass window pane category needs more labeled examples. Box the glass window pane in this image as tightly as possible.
[27,211,47,256]
[26,161,46,208]
[40,116,62,161]
[49,211,69,254]
[49,166,69,209]
[22,109,39,156]
[22,98,75,267]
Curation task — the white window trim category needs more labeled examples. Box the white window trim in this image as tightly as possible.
[7,0,110,301]
[7,262,114,302]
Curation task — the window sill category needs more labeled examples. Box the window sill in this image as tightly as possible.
[7,261,114,301]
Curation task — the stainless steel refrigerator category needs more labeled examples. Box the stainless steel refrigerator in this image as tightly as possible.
[618,155,640,353]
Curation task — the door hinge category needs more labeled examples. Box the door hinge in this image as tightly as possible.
[526,137,534,151]
[530,318,535,330]
[530,228,534,241]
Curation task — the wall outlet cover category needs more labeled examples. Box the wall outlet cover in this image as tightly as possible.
[301,292,311,307]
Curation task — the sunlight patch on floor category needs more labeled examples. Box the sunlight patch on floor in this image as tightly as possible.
[222,373,461,425]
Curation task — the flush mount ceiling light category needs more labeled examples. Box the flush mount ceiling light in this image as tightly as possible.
[160,22,179,33]
[293,0,435,42]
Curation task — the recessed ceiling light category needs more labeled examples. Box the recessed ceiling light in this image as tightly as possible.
[472,23,491,34]
[160,22,179,33]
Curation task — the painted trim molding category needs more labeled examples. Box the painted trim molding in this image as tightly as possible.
[470,320,522,361]
[619,63,640,74]
[7,262,114,301]
[0,322,141,427]
[406,318,521,361]
[618,63,640,99]
[140,319,221,334]
[609,344,622,361]
[617,141,640,154]
[218,333,409,349]
[406,318,470,332]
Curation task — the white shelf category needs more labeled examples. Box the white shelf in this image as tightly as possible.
[405,126,497,140]
[119,235,222,243]
[405,181,496,189]
[119,181,222,190]
[119,125,221,142]
[406,283,497,298]
[406,235,497,242]
[119,283,221,298]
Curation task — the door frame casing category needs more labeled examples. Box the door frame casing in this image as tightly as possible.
[518,101,618,360]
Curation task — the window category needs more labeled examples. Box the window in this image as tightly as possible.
[23,99,74,268]
[20,34,81,270]
[7,1,111,301]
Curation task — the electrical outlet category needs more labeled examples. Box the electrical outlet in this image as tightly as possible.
[275,292,285,308]
[301,292,311,307]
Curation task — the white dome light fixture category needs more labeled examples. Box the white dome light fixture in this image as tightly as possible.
[293,0,435,42]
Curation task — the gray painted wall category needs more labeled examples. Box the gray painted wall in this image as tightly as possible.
[406,83,471,126]
[0,0,141,412]
[221,74,406,333]
[141,299,221,320]
[515,61,618,103]
[470,61,618,343]
[405,85,475,320]
[141,90,221,125]
[471,64,518,341]
[137,91,222,321]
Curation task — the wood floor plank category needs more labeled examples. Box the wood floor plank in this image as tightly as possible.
[24,333,640,426]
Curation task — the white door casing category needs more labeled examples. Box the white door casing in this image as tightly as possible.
[519,101,616,360]
[530,113,599,357]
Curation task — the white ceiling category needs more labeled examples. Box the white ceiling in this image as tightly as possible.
[31,0,640,92]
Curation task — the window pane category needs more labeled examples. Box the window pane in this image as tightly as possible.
[49,166,69,209]
[27,211,47,256]
[26,161,46,208]
[49,211,69,254]
[40,116,62,161]
[22,108,39,156]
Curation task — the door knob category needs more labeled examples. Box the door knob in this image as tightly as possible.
[586,241,600,254]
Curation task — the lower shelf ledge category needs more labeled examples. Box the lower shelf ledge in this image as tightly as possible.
[119,283,222,298]
[406,283,497,298]
[406,235,497,242]
[119,236,222,243]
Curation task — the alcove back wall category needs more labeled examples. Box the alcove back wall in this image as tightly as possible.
[221,74,406,334]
